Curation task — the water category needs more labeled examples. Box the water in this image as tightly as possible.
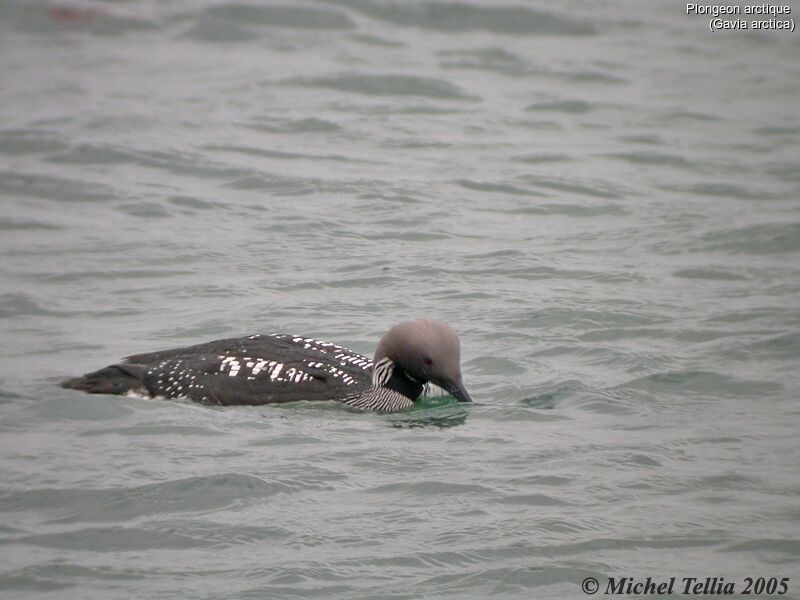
[1,1,799,598]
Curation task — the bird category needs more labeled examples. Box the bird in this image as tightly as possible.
[61,319,472,412]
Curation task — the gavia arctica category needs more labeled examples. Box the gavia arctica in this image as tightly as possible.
[62,319,472,412]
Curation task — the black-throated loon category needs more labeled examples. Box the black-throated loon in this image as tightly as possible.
[62,319,472,412]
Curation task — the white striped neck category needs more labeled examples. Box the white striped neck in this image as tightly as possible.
[343,358,424,412]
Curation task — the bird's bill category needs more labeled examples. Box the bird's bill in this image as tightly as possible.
[447,378,473,403]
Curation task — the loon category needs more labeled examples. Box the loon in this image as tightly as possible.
[62,319,472,412]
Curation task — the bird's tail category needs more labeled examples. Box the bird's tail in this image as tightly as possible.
[61,364,147,396]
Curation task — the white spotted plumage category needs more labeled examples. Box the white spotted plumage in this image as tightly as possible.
[134,333,377,403]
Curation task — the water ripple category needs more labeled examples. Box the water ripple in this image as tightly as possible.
[0,474,286,523]
[203,4,355,30]
[328,1,595,36]
[289,73,475,100]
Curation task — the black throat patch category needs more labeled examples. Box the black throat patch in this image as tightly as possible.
[384,366,424,401]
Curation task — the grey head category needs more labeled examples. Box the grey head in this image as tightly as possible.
[373,319,472,404]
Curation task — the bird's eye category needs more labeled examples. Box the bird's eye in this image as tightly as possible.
[422,357,433,367]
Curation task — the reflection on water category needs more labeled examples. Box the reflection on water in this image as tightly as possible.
[389,404,470,429]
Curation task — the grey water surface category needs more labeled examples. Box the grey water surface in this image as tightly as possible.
[1,1,799,598]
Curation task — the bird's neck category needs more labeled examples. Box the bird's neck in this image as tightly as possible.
[342,358,423,412]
